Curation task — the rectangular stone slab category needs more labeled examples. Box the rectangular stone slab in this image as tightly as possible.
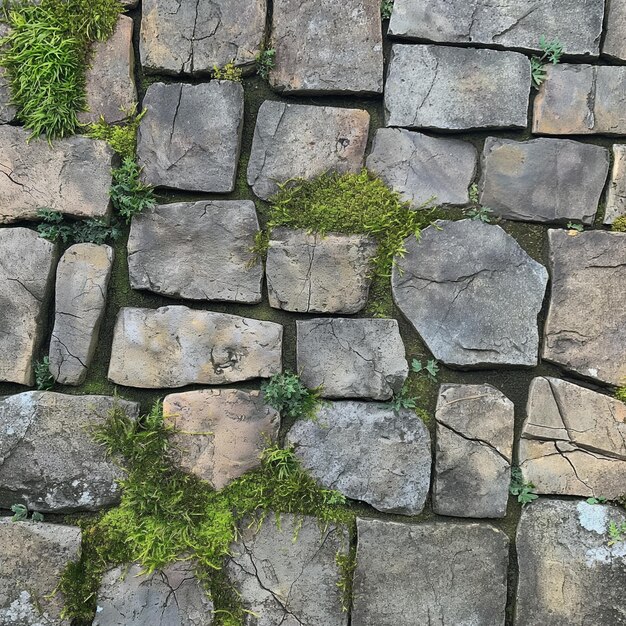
[604,145,626,224]
[603,0,626,61]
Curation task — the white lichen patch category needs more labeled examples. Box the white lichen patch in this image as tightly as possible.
[585,542,626,567]
[0,590,49,626]
[577,501,607,534]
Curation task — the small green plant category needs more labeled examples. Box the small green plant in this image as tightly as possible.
[85,107,145,160]
[464,183,494,223]
[616,386,626,403]
[261,372,322,420]
[34,356,55,390]
[212,61,242,82]
[531,36,564,89]
[612,215,626,232]
[391,384,418,412]
[111,157,156,223]
[381,0,394,19]
[509,467,538,505]
[336,547,356,612]
[586,496,607,505]
[411,358,439,381]
[608,520,626,546]
[256,48,276,80]
[11,504,44,522]
[567,221,584,233]
[37,209,122,244]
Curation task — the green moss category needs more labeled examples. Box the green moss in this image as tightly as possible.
[616,386,626,403]
[85,108,145,159]
[612,215,626,232]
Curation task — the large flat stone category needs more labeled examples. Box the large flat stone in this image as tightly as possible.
[366,128,477,207]
[353,518,509,626]
[604,144,626,225]
[389,0,604,57]
[519,377,626,499]
[0,228,56,386]
[434,384,514,519]
[480,137,609,224]
[603,0,626,61]
[392,220,548,368]
[296,318,408,400]
[266,228,376,313]
[286,401,431,515]
[543,229,626,385]
[533,64,626,135]
[0,520,81,626]
[49,244,113,386]
[108,306,283,388]
[163,389,279,490]
[0,126,114,223]
[140,0,266,74]
[515,499,626,626]
[138,82,243,192]
[270,0,383,94]
[128,201,262,303]
[226,514,348,626]
[247,101,369,200]
[0,392,139,511]
[384,44,530,131]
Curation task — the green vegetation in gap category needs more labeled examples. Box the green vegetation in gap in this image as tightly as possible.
[336,546,357,612]
[391,384,418,412]
[567,221,584,233]
[261,371,322,420]
[612,215,626,232]
[530,37,563,89]
[464,183,494,223]
[0,0,122,138]
[365,277,394,318]
[411,358,439,381]
[37,209,122,245]
[212,61,243,82]
[586,496,607,505]
[509,467,538,505]
[85,107,145,160]
[110,158,157,222]
[34,356,55,391]
[608,520,626,546]
[256,48,276,80]
[615,386,626,403]
[11,503,44,522]
[380,0,394,19]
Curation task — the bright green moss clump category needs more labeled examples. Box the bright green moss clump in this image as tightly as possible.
[612,215,626,232]
[616,386,626,403]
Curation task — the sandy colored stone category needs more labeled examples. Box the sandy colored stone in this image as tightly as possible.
[604,144,626,224]
[603,0,626,61]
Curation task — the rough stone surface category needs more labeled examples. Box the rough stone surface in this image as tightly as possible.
[270,0,383,94]
[140,0,266,74]
[604,144,626,224]
[49,244,113,386]
[515,499,626,626]
[518,377,626,499]
[0,24,16,124]
[384,44,530,131]
[434,384,514,519]
[480,137,609,224]
[0,228,56,386]
[533,64,626,135]
[226,514,348,626]
[392,220,548,368]
[389,0,605,57]
[247,101,370,200]
[163,389,280,490]
[120,0,138,7]
[353,518,509,626]
[296,318,408,400]
[266,228,376,313]
[128,201,262,303]
[366,128,477,207]
[0,520,81,626]
[79,15,136,124]
[543,229,626,386]
[286,401,431,515]
[108,306,283,388]
[0,126,114,223]
[0,392,139,511]
[137,82,243,192]
[93,561,214,626]
[603,0,626,61]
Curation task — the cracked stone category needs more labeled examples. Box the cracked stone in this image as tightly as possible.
[604,144,626,225]
[0,519,81,626]
[0,392,139,512]
[518,377,626,499]
[479,137,609,224]
[140,0,266,75]
[389,0,604,57]
[0,227,56,386]
[515,499,626,626]
[384,44,530,131]
[226,514,348,626]
[49,243,113,386]
[352,518,509,626]
[246,101,370,200]
[0,126,115,223]
[392,219,548,368]
[366,128,477,207]
[542,229,626,385]
[603,0,626,61]
[93,561,214,626]
[266,227,376,314]
[270,0,383,94]
[108,306,283,388]
[286,400,431,515]
[296,318,408,400]
[128,200,263,303]
[163,389,279,490]
[434,384,514,519]
[137,81,243,193]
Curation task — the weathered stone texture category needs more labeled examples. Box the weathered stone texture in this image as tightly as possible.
[0,228,56,386]
[384,45,530,130]
[128,201,262,303]
[247,101,370,200]
[392,220,548,368]
[0,24,16,124]
[543,229,626,386]
[366,128,477,207]
[296,318,408,400]
[0,392,139,511]
[108,306,283,388]
[603,0,626,61]
[353,518,509,626]
[434,384,514,519]
[605,144,626,224]
[480,137,609,224]
[138,82,243,192]
[287,401,431,515]
[49,244,113,386]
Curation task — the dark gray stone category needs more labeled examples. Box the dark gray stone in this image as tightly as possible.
[603,0,626,61]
